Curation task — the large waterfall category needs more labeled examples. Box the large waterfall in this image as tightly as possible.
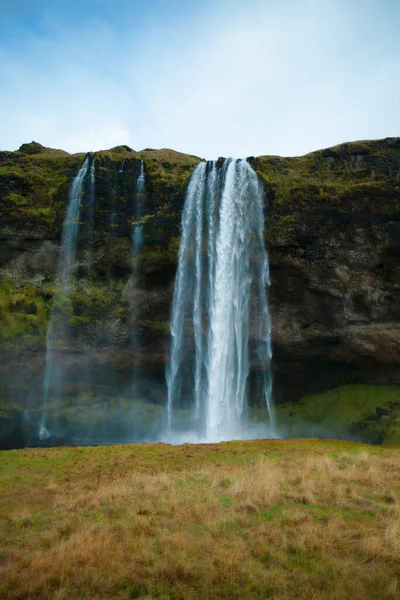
[166,159,275,443]
[39,157,89,438]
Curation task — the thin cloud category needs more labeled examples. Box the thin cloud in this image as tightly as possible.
[0,0,399,157]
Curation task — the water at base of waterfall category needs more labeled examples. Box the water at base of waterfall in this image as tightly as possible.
[166,158,277,443]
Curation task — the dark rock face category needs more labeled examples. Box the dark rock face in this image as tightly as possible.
[269,232,400,402]
[0,138,399,447]
[253,138,400,402]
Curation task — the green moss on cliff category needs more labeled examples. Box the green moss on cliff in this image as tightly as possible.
[109,237,132,272]
[0,144,199,238]
[138,319,169,333]
[256,138,400,247]
[0,279,49,342]
[69,315,92,329]
[71,284,120,322]
[139,238,181,272]
[0,149,84,232]
[276,385,400,445]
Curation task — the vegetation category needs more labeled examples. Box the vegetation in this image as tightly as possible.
[276,385,400,445]
[0,278,50,344]
[1,138,398,348]
[255,138,400,245]
[0,145,83,231]
[138,319,170,332]
[0,439,399,599]
[0,142,201,236]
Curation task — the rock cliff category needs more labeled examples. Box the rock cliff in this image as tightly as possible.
[1,138,399,447]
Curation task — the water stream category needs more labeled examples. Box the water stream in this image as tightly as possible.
[166,158,275,442]
[132,160,145,253]
[39,157,89,438]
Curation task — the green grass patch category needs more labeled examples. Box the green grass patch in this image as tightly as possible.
[276,384,400,444]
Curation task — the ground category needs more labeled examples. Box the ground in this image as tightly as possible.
[1,439,399,600]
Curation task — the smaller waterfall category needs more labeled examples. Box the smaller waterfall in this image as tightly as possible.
[166,158,275,442]
[88,157,96,238]
[130,160,146,385]
[58,157,89,288]
[132,160,145,253]
[40,157,89,438]
[85,156,96,276]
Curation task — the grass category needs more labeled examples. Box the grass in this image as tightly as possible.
[276,385,400,445]
[0,439,399,599]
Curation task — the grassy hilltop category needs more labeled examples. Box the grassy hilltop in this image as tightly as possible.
[1,439,400,600]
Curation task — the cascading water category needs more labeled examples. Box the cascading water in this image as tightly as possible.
[85,156,96,275]
[129,160,146,386]
[166,158,275,442]
[88,157,95,238]
[39,157,89,439]
[132,160,145,253]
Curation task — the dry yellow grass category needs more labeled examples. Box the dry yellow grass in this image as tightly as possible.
[0,439,399,599]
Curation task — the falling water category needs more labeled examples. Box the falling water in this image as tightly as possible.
[85,156,96,275]
[39,157,89,439]
[166,162,207,435]
[132,160,145,253]
[88,157,96,238]
[129,160,146,385]
[166,159,275,442]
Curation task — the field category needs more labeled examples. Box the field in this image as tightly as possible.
[1,439,399,600]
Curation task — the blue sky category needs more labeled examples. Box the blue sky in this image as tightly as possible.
[1,0,399,158]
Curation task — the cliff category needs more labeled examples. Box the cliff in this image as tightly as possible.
[1,138,399,447]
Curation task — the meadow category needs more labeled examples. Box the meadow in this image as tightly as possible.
[0,439,399,600]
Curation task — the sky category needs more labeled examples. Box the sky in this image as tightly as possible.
[1,0,399,158]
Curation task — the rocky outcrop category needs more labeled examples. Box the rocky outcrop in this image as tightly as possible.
[0,138,399,446]
[252,138,400,401]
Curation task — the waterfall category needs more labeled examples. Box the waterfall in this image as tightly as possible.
[85,156,96,275]
[130,160,146,383]
[132,160,145,253]
[166,158,275,442]
[166,162,207,435]
[88,157,95,238]
[39,157,89,439]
